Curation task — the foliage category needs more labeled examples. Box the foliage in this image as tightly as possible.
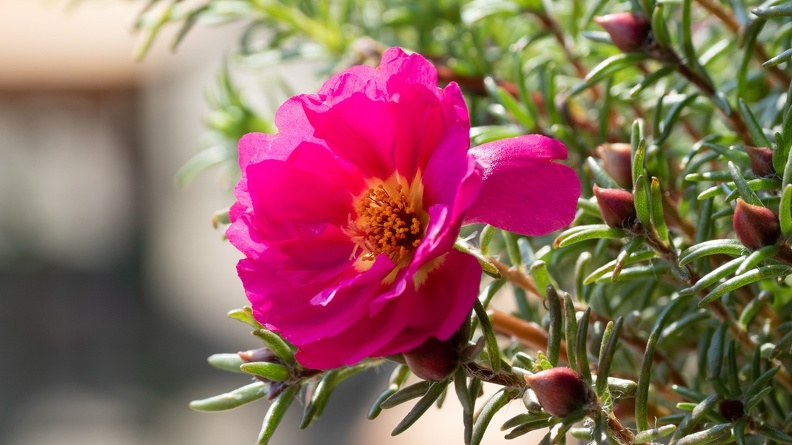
[131,0,792,443]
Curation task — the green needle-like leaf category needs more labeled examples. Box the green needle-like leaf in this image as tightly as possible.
[595,318,622,398]
[470,388,518,445]
[728,161,762,206]
[781,185,792,238]
[207,353,245,373]
[576,307,593,383]
[636,295,691,430]
[257,384,298,445]
[391,381,450,436]
[228,307,262,329]
[240,362,290,382]
[679,256,744,296]
[633,425,676,444]
[473,300,501,373]
[670,394,722,441]
[189,382,268,412]
[634,175,652,229]
[252,329,296,365]
[679,240,748,266]
[675,423,732,445]
[545,286,563,367]
[699,265,792,306]
[381,381,433,409]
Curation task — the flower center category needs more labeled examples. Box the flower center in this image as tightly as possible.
[350,181,424,263]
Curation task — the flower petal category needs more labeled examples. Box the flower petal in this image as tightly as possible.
[465,135,580,236]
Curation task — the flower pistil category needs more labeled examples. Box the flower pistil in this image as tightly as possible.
[347,175,427,266]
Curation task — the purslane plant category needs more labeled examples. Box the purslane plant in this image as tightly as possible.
[121,0,792,444]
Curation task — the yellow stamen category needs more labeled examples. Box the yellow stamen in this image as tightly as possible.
[353,183,423,262]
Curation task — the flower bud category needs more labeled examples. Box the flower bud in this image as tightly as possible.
[403,336,459,381]
[523,367,594,417]
[745,146,776,178]
[718,398,744,422]
[597,143,633,189]
[239,347,277,363]
[594,12,652,53]
[733,198,780,250]
[593,185,638,229]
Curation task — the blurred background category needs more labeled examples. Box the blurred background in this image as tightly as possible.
[0,1,538,444]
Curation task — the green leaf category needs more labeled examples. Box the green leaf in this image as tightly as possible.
[584,250,657,284]
[576,307,593,383]
[569,53,647,97]
[744,367,779,399]
[240,362,291,382]
[630,65,676,97]
[483,77,535,129]
[757,423,792,443]
[675,423,732,445]
[752,4,792,17]
[735,245,779,275]
[762,47,792,67]
[699,265,792,306]
[257,384,298,445]
[454,239,501,278]
[635,295,691,430]
[738,98,772,148]
[745,386,774,412]
[651,3,671,48]
[189,382,268,412]
[474,300,501,373]
[679,256,744,296]
[453,367,474,444]
[634,175,652,228]
[595,318,623,398]
[587,156,621,188]
[738,20,765,100]
[175,145,230,188]
[391,381,450,435]
[301,363,369,428]
[706,322,728,381]
[670,394,722,442]
[228,307,263,329]
[479,225,497,255]
[545,286,563,367]
[380,381,433,409]
[564,293,579,372]
[781,185,792,238]
[207,353,245,374]
[633,425,676,444]
[728,161,762,205]
[650,177,669,244]
[655,94,700,145]
[555,225,627,248]
[679,240,748,266]
[471,388,518,445]
[252,329,296,366]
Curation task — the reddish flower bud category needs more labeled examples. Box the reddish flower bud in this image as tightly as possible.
[403,336,459,381]
[594,12,652,53]
[523,367,594,417]
[597,143,633,189]
[733,198,780,250]
[718,398,745,422]
[239,347,277,363]
[745,146,776,178]
[593,185,638,229]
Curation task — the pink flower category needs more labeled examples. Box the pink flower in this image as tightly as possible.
[227,48,580,369]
